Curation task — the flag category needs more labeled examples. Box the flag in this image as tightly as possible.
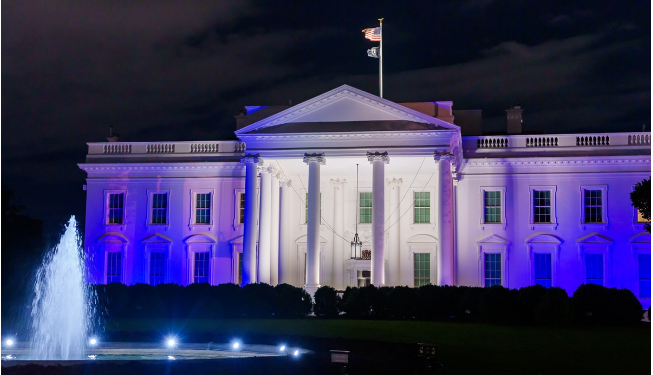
[362,27,381,41]
[367,46,379,58]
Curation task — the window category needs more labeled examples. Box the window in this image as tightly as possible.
[533,190,551,223]
[149,252,166,286]
[238,252,243,286]
[484,253,501,287]
[637,209,648,223]
[414,253,430,287]
[239,193,246,224]
[414,192,431,224]
[194,252,210,283]
[151,193,168,224]
[585,254,604,285]
[304,192,322,224]
[534,253,552,288]
[108,193,124,224]
[106,252,122,283]
[484,191,501,223]
[639,253,651,298]
[584,190,603,223]
[359,192,373,224]
[195,193,211,224]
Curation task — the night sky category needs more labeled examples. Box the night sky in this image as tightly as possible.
[2,1,650,234]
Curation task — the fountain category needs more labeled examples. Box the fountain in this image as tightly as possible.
[1,215,306,367]
[30,216,92,360]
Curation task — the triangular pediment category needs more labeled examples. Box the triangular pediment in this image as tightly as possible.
[184,233,217,244]
[477,234,510,245]
[98,232,128,243]
[235,84,458,135]
[576,233,613,244]
[142,233,173,243]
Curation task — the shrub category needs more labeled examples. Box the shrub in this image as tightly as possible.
[341,287,370,318]
[479,286,517,324]
[571,284,608,325]
[459,287,483,322]
[515,285,547,324]
[212,283,243,318]
[534,287,571,326]
[604,288,642,326]
[242,283,276,317]
[313,286,341,317]
[388,286,416,319]
[275,283,312,318]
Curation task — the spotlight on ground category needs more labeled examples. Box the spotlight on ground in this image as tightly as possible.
[279,344,286,352]
[293,350,299,357]
[232,340,241,350]
[166,337,178,348]
[89,337,98,346]
[5,339,14,347]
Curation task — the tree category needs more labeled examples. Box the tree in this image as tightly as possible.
[630,177,650,232]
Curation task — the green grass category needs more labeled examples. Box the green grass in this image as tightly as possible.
[108,318,651,375]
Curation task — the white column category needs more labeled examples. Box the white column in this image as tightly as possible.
[303,153,325,296]
[270,171,281,286]
[240,154,262,285]
[330,178,346,290]
[278,179,292,285]
[386,178,402,286]
[257,166,272,284]
[368,152,389,286]
[434,152,454,286]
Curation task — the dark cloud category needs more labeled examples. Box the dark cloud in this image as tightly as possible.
[2,0,649,232]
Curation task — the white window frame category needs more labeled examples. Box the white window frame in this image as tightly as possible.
[525,233,561,288]
[480,187,507,230]
[146,190,170,230]
[233,189,246,229]
[142,233,172,286]
[411,188,435,225]
[579,185,608,230]
[476,234,510,288]
[188,244,213,284]
[529,186,557,230]
[146,247,168,286]
[630,232,651,302]
[358,191,373,224]
[103,190,127,230]
[104,247,124,284]
[189,189,214,230]
[577,233,612,287]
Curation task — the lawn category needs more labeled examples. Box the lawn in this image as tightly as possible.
[106,318,651,375]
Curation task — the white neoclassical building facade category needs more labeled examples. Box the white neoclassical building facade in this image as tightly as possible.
[79,85,652,307]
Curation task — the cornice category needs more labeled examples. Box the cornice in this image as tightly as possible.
[237,130,456,141]
[464,158,650,167]
[78,163,243,172]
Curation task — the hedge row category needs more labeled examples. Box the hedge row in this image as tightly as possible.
[94,282,644,326]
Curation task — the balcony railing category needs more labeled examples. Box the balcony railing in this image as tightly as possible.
[466,132,650,150]
[88,141,246,156]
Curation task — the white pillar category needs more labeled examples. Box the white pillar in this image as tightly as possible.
[240,154,262,285]
[278,179,292,285]
[331,178,346,290]
[270,171,281,286]
[257,166,273,284]
[435,152,454,286]
[386,178,402,286]
[368,152,389,286]
[303,153,325,296]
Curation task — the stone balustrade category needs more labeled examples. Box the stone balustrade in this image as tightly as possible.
[90,141,245,156]
[465,132,650,151]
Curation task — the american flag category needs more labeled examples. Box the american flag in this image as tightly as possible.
[362,27,381,41]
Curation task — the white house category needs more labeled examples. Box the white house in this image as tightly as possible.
[79,84,652,308]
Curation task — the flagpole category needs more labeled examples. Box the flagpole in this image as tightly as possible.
[379,18,383,98]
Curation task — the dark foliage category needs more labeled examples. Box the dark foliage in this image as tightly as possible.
[242,283,277,317]
[534,287,572,325]
[515,285,547,324]
[275,283,313,318]
[313,286,341,317]
[387,286,416,319]
[479,286,518,324]
[572,284,643,326]
[630,177,651,232]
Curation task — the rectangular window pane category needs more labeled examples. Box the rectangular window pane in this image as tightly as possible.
[108,193,124,224]
[583,190,603,223]
[107,252,122,283]
[151,193,168,224]
[585,254,604,286]
[360,192,373,224]
[484,253,501,287]
[533,190,551,223]
[484,191,501,223]
[414,192,430,223]
[639,253,651,298]
[534,253,552,287]
[150,252,166,286]
[305,192,322,224]
[195,193,211,224]
[238,252,243,285]
[194,252,210,284]
[414,253,430,287]
[239,193,246,224]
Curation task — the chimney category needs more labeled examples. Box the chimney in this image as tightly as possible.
[107,125,120,142]
[506,105,523,134]
[434,101,455,124]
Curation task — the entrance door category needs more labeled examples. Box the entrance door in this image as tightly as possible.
[357,270,371,287]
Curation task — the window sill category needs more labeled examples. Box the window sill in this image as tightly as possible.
[480,223,506,231]
[104,224,125,231]
[146,224,169,231]
[633,222,649,231]
[189,224,213,231]
[580,223,608,230]
[529,223,558,231]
